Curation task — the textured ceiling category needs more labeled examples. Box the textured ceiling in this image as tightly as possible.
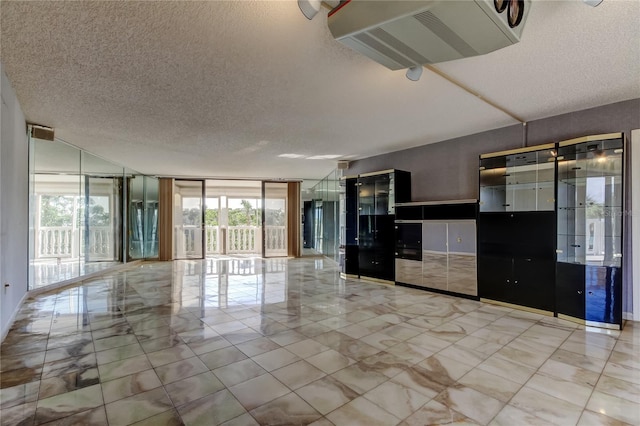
[1,1,639,181]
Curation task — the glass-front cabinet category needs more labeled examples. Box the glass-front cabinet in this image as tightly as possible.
[477,144,557,313]
[480,145,556,212]
[556,133,624,328]
[338,170,410,281]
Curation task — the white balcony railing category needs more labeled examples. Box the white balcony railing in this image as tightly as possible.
[37,225,287,260]
[37,226,113,260]
[178,225,286,257]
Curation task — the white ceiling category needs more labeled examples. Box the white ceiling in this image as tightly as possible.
[1,1,638,181]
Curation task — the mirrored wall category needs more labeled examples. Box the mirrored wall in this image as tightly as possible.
[28,131,158,289]
[303,169,341,263]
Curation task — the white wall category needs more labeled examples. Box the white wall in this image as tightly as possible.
[1,63,29,339]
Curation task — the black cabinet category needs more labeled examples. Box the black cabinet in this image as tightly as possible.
[478,209,556,312]
[395,223,422,261]
[556,262,586,320]
[478,144,557,312]
[359,215,395,281]
[349,170,411,282]
[477,256,514,302]
[476,256,554,310]
[478,134,625,329]
[555,134,624,328]
[359,248,394,281]
[340,177,359,276]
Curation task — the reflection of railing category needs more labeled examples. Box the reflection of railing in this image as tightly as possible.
[37,226,113,260]
[265,226,287,256]
[38,227,73,257]
[179,225,285,256]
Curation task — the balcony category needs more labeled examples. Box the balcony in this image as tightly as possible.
[180,225,287,257]
[36,225,287,260]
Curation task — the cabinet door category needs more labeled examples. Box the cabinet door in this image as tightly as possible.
[359,248,392,280]
[480,156,508,212]
[556,262,586,320]
[422,222,448,291]
[358,215,375,249]
[345,178,358,245]
[358,248,376,278]
[377,249,395,281]
[447,221,477,296]
[374,175,391,215]
[478,213,515,257]
[511,212,556,259]
[374,215,395,248]
[585,265,622,325]
[396,259,422,286]
[396,223,422,248]
[358,177,376,216]
[513,258,555,312]
[477,256,513,302]
[345,245,359,275]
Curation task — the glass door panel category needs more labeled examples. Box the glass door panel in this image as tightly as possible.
[263,182,288,257]
[127,175,145,260]
[557,137,624,267]
[84,176,121,263]
[144,176,159,258]
[358,177,375,215]
[174,180,205,259]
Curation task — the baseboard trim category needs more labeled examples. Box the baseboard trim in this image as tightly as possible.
[479,298,554,317]
[1,291,30,343]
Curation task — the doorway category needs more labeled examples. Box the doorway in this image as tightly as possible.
[263,182,288,257]
[174,180,205,259]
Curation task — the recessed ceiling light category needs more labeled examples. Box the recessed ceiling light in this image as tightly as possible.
[307,155,342,160]
[278,153,306,159]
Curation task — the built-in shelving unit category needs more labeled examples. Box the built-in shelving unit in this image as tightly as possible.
[339,170,411,282]
[478,144,557,314]
[477,133,625,329]
[556,133,624,329]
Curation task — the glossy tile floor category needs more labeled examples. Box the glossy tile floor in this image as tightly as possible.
[31,260,122,289]
[1,257,639,425]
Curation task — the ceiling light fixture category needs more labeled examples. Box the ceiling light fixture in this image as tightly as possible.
[406,66,423,82]
[583,0,603,6]
[307,154,342,160]
[278,153,306,159]
[298,0,322,20]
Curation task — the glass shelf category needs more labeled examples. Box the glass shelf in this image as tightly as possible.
[480,149,555,212]
[557,137,624,268]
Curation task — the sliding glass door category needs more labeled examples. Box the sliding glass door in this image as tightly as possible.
[174,180,205,259]
[263,182,288,257]
[83,176,121,263]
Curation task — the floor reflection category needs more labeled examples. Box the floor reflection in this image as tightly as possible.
[2,258,638,426]
[31,260,121,289]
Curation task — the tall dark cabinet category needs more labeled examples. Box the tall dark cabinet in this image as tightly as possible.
[477,133,626,329]
[556,134,624,328]
[340,170,411,282]
[477,145,557,313]
[340,176,359,277]
[358,170,411,282]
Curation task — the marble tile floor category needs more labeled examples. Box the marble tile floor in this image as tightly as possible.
[1,258,639,425]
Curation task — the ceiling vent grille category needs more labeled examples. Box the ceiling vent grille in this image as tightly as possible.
[328,0,531,70]
[412,11,478,57]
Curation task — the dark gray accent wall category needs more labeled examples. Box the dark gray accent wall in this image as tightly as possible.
[348,99,640,201]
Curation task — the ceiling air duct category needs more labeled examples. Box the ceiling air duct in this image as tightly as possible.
[327,0,531,70]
